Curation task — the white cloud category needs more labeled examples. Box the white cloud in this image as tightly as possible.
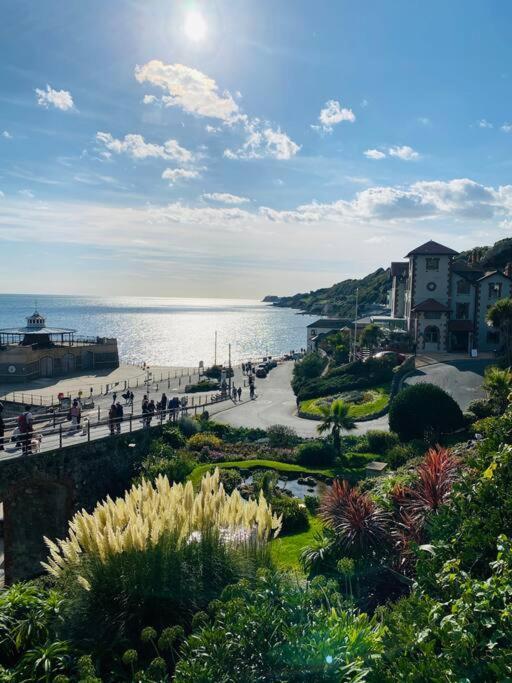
[135,60,240,122]
[364,148,386,160]
[143,94,158,105]
[161,168,200,184]
[2,130,12,139]
[478,119,493,129]
[96,132,194,163]
[205,124,221,134]
[18,189,34,198]
[224,121,300,160]
[35,84,74,111]
[0,190,4,197]
[202,192,250,204]
[388,145,419,161]
[501,123,512,133]
[314,99,355,133]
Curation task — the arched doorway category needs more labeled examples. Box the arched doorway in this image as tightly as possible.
[61,354,75,373]
[39,356,53,377]
[3,480,72,584]
[424,325,440,352]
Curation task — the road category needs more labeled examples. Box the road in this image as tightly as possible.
[404,358,491,410]
[215,362,389,437]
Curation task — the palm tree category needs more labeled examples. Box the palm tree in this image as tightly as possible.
[317,399,356,453]
[487,298,512,365]
[483,366,512,414]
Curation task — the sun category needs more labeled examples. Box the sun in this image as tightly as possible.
[184,10,207,42]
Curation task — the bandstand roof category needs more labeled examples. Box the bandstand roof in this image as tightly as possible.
[0,326,76,335]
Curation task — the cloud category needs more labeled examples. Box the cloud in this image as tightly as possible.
[143,94,158,105]
[161,168,200,184]
[96,132,194,163]
[417,117,431,126]
[35,84,74,111]
[1,130,12,139]
[224,121,300,160]
[360,99,368,108]
[388,145,419,160]
[205,124,221,133]
[478,119,493,129]
[18,189,34,198]
[313,99,356,133]
[364,148,386,160]
[202,192,250,204]
[0,190,4,197]
[501,123,512,133]
[135,60,240,122]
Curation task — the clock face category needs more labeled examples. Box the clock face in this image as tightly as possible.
[8,365,16,374]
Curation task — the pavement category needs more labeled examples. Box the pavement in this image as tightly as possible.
[403,358,492,411]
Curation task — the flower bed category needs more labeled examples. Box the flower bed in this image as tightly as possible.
[299,384,391,421]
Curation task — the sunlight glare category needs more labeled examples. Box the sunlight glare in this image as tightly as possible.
[184,10,207,42]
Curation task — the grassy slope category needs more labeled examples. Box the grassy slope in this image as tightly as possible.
[299,384,390,420]
[188,459,365,487]
[269,514,323,571]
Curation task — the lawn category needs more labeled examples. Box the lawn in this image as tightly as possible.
[300,384,391,420]
[188,458,365,487]
[270,514,323,571]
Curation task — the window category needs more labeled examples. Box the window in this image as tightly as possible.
[310,329,316,336]
[455,303,470,320]
[487,330,500,344]
[424,311,441,319]
[456,279,470,295]
[424,325,440,343]
[426,257,440,271]
[488,282,502,298]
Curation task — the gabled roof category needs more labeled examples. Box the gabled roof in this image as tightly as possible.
[307,318,348,329]
[405,240,459,257]
[477,270,512,282]
[390,261,409,277]
[411,298,450,313]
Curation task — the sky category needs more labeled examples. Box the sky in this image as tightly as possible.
[1,0,512,298]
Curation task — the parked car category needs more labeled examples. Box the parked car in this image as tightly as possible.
[255,365,268,378]
[372,350,406,364]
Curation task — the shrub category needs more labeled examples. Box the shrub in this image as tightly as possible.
[161,426,186,449]
[365,430,399,455]
[187,379,219,393]
[187,432,222,451]
[266,424,298,448]
[291,352,326,394]
[218,468,243,493]
[174,571,384,682]
[43,470,281,652]
[388,383,463,442]
[304,494,320,514]
[203,365,233,380]
[270,496,309,534]
[177,416,199,438]
[296,440,336,467]
[385,444,417,469]
[139,450,196,485]
[467,398,494,419]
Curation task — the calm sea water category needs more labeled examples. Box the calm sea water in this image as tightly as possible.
[0,294,317,367]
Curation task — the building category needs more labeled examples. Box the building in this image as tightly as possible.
[390,240,512,353]
[306,319,351,352]
[0,310,119,383]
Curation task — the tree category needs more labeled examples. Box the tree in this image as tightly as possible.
[483,365,512,414]
[317,399,356,453]
[291,352,326,395]
[360,323,383,354]
[388,383,463,442]
[487,297,512,365]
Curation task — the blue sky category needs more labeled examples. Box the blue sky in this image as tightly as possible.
[1,0,512,297]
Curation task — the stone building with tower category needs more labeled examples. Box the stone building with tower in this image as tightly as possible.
[0,309,119,383]
[390,240,512,353]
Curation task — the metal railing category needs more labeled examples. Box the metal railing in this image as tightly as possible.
[1,394,236,456]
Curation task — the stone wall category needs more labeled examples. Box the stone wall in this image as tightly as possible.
[0,426,163,583]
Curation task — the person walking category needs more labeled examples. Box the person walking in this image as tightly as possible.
[0,402,4,452]
[160,393,168,418]
[232,385,237,401]
[237,386,242,401]
[112,391,117,403]
[142,395,149,427]
[115,401,123,434]
[70,399,81,431]
[147,399,155,426]
[18,405,33,455]
[249,384,255,400]
[108,403,116,435]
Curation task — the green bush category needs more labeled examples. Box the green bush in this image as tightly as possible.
[291,352,326,395]
[304,494,320,514]
[270,496,309,534]
[388,383,463,441]
[187,379,219,393]
[219,468,243,493]
[187,432,223,451]
[266,424,299,448]
[384,444,417,469]
[296,440,336,467]
[177,416,200,438]
[467,398,494,419]
[365,430,399,455]
[139,450,196,484]
[161,426,186,449]
[203,365,233,380]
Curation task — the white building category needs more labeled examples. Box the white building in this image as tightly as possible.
[390,240,512,353]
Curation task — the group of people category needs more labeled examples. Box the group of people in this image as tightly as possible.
[141,393,188,428]
[108,401,124,435]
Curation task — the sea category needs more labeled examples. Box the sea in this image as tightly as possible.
[0,294,318,367]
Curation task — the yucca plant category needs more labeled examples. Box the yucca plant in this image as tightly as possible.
[320,480,391,558]
[42,469,281,654]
